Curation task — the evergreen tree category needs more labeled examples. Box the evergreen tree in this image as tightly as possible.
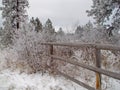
[57,27,64,36]
[30,17,43,32]
[30,17,35,25]
[35,17,42,32]
[2,0,29,30]
[83,21,93,31]
[0,27,3,36]
[87,0,120,36]
[43,19,55,34]
[1,0,29,46]
[75,26,83,35]
[43,19,55,42]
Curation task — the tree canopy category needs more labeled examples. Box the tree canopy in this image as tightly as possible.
[87,0,120,36]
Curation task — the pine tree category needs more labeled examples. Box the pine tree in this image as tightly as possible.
[43,19,55,42]
[30,17,35,25]
[75,26,83,34]
[1,0,29,46]
[43,18,55,34]
[87,0,120,36]
[30,17,43,32]
[2,0,29,30]
[0,27,3,36]
[35,17,42,32]
[57,27,64,36]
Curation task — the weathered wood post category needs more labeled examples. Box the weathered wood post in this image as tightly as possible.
[50,45,53,65]
[49,44,55,73]
[95,49,101,90]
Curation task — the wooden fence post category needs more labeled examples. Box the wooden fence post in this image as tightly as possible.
[95,49,101,90]
[50,45,53,64]
[49,44,56,74]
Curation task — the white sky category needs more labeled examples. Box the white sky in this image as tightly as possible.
[28,0,93,31]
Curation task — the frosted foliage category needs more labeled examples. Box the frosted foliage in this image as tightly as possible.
[30,17,43,32]
[101,50,120,73]
[74,21,120,44]
[56,34,76,43]
[87,0,120,30]
[0,0,29,46]
[42,19,56,42]
[74,26,84,39]
[82,27,106,43]
[74,22,107,43]
[12,23,49,73]
[2,0,29,29]
[57,28,65,36]
[43,19,55,35]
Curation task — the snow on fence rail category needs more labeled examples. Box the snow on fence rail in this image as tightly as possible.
[41,42,120,90]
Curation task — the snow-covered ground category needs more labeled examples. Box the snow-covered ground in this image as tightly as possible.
[0,69,86,90]
[0,49,120,90]
[0,49,86,90]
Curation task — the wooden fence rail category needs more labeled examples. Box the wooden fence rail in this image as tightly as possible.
[50,55,120,80]
[41,42,120,90]
[41,42,120,51]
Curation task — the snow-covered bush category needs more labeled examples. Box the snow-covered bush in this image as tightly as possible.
[11,23,50,73]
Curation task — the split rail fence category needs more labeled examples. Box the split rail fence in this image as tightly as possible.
[41,42,120,90]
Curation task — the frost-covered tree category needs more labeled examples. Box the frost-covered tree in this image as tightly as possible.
[30,17,43,32]
[80,21,99,43]
[43,19,55,34]
[57,27,64,36]
[1,0,29,46]
[87,0,120,36]
[0,27,3,36]
[30,17,35,25]
[56,27,65,41]
[12,23,50,73]
[83,21,93,31]
[35,18,42,32]
[43,19,55,42]
[2,0,29,29]
[75,25,84,38]
[75,26,83,34]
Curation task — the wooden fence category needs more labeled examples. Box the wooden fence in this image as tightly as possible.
[41,42,120,90]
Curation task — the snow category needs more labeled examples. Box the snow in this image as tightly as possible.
[0,69,86,90]
[0,50,86,90]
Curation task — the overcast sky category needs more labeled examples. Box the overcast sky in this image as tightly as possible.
[0,0,93,32]
[28,0,93,31]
